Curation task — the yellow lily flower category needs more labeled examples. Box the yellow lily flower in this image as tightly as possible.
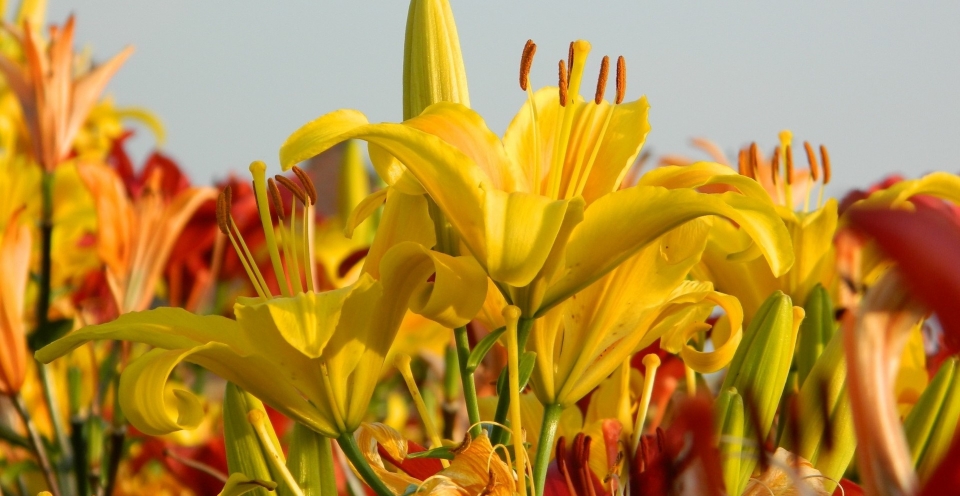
[77,161,216,314]
[530,222,744,409]
[654,135,838,319]
[280,41,793,318]
[0,15,133,171]
[0,208,31,395]
[37,161,487,440]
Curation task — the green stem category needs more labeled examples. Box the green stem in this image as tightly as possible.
[12,394,60,496]
[490,317,534,447]
[319,437,337,496]
[453,326,482,437]
[36,170,53,328]
[336,432,391,496]
[533,403,564,496]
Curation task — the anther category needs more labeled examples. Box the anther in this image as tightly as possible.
[215,189,229,235]
[275,174,307,205]
[737,148,747,176]
[771,146,781,184]
[784,144,794,185]
[519,39,536,91]
[567,42,575,85]
[267,178,285,221]
[558,60,568,107]
[594,55,609,105]
[291,166,317,205]
[803,141,820,182]
[615,55,626,104]
[749,142,759,178]
[820,144,832,184]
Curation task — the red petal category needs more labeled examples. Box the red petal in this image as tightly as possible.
[847,206,960,352]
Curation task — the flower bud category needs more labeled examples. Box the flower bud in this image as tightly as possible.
[403,0,470,120]
[904,357,960,481]
[714,387,746,496]
[781,330,855,493]
[223,383,281,496]
[796,284,835,386]
[720,291,803,482]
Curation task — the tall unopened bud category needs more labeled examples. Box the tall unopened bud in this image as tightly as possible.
[403,0,470,120]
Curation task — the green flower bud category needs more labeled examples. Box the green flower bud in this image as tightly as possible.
[223,383,282,496]
[721,291,803,483]
[781,330,855,493]
[714,387,746,496]
[403,0,470,120]
[904,357,960,481]
[286,422,336,496]
[796,284,835,386]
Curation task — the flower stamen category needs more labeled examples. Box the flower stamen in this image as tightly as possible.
[218,187,269,300]
[594,55,609,105]
[615,56,626,105]
[291,166,318,292]
[250,161,291,297]
[519,40,543,195]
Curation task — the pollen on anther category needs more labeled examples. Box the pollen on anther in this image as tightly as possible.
[567,42,575,85]
[594,55,610,105]
[804,141,820,181]
[737,148,747,176]
[749,142,759,178]
[267,178,285,221]
[558,60,568,107]
[519,39,536,91]
[615,56,626,104]
[820,145,832,185]
[771,146,781,184]
[784,144,794,185]
[275,175,307,205]
[291,166,317,205]
[215,189,229,235]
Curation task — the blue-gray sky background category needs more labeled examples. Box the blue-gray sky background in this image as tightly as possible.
[47,1,960,196]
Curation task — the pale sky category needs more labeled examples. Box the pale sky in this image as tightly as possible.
[46,1,960,197]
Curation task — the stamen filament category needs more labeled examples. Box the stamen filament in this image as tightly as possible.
[250,161,291,297]
[247,410,305,496]
[303,201,316,292]
[395,354,448,467]
[574,102,615,198]
[292,166,318,291]
[269,178,303,294]
[548,59,568,199]
[632,353,661,452]
[229,218,271,299]
[550,41,592,200]
[218,188,268,300]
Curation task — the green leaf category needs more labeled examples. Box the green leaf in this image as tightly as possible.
[466,326,505,373]
[405,445,456,461]
[496,351,537,396]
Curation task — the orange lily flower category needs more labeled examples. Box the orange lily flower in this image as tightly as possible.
[0,15,132,171]
[77,145,215,314]
[0,209,30,395]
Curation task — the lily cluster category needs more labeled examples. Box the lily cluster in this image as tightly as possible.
[0,1,958,496]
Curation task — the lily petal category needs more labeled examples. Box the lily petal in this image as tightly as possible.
[542,186,794,313]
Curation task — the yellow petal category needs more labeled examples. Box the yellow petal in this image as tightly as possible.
[406,102,526,193]
[216,473,278,496]
[542,186,794,313]
[483,189,583,287]
[361,189,436,279]
[854,172,960,210]
[119,347,207,435]
[36,308,337,436]
[638,162,773,203]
